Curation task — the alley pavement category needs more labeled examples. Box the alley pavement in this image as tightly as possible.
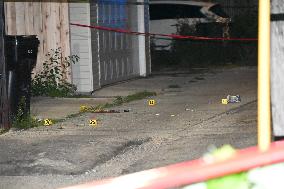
[0,67,257,189]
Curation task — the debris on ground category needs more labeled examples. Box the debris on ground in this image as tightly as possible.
[222,95,241,104]
[91,109,130,113]
[227,95,241,103]
[80,105,130,113]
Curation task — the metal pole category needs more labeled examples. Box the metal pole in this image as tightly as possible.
[258,0,271,151]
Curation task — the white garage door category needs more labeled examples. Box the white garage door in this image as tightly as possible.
[97,0,140,86]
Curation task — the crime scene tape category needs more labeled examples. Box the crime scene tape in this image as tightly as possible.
[70,23,258,41]
[61,140,284,189]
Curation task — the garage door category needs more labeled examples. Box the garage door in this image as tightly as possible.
[97,0,140,86]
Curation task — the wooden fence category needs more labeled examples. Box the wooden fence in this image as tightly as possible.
[4,1,71,79]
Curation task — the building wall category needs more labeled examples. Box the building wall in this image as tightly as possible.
[214,0,258,19]
[4,1,71,80]
[4,1,150,93]
[69,3,93,92]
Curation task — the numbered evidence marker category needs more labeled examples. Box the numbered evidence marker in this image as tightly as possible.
[222,99,228,105]
[89,119,98,127]
[148,99,156,106]
[44,119,52,126]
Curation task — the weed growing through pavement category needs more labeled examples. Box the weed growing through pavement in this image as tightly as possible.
[80,91,157,113]
[12,97,42,129]
[18,91,157,127]
[0,129,9,135]
[31,48,79,97]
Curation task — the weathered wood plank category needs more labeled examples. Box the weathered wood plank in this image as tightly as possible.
[60,1,71,81]
[33,1,43,72]
[24,2,34,34]
[4,1,72,81]
[4,2,16,35]
[41,1,50,68]
[15,2,25,35]
[271,1,284,136]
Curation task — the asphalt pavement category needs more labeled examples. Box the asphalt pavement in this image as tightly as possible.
[0,67,257,189]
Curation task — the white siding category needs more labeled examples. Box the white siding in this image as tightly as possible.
[69,3,93,92]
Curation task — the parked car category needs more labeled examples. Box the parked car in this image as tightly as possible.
[149,0,230,50]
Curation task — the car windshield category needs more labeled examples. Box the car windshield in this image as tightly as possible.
[150,4,206,20]
[208,4,229,18]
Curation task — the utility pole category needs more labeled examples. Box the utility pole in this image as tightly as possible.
[271,2,284,140]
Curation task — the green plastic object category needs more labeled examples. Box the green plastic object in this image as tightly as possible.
[207,172,249,189]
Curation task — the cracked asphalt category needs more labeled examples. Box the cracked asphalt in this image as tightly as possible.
[0,67,257,189]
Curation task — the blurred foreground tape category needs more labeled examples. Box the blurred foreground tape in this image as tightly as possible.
[60,141,284,189]
[44,119,52,126]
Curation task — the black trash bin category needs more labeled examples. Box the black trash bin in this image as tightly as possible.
[5,35,40,118]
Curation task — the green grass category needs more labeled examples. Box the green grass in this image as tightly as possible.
[48,112,84,125]
[118,91,157,103]
[81,91,157,113]
[0,129,9,135]
[65,94,93,98]
[10,91,157,130]
[65,112,83,119]
[51,91,157,124]
[116,91,156,104]
[12,115,42,130]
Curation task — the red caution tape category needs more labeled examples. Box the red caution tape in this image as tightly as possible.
[61,141,284,189]
[70,23,258,41]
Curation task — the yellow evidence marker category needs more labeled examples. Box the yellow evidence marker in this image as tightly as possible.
[148,99,156,106]
[89,119,98,127]
[80,105,87,112]
[222,99,228,104]
[44,119,52,126]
